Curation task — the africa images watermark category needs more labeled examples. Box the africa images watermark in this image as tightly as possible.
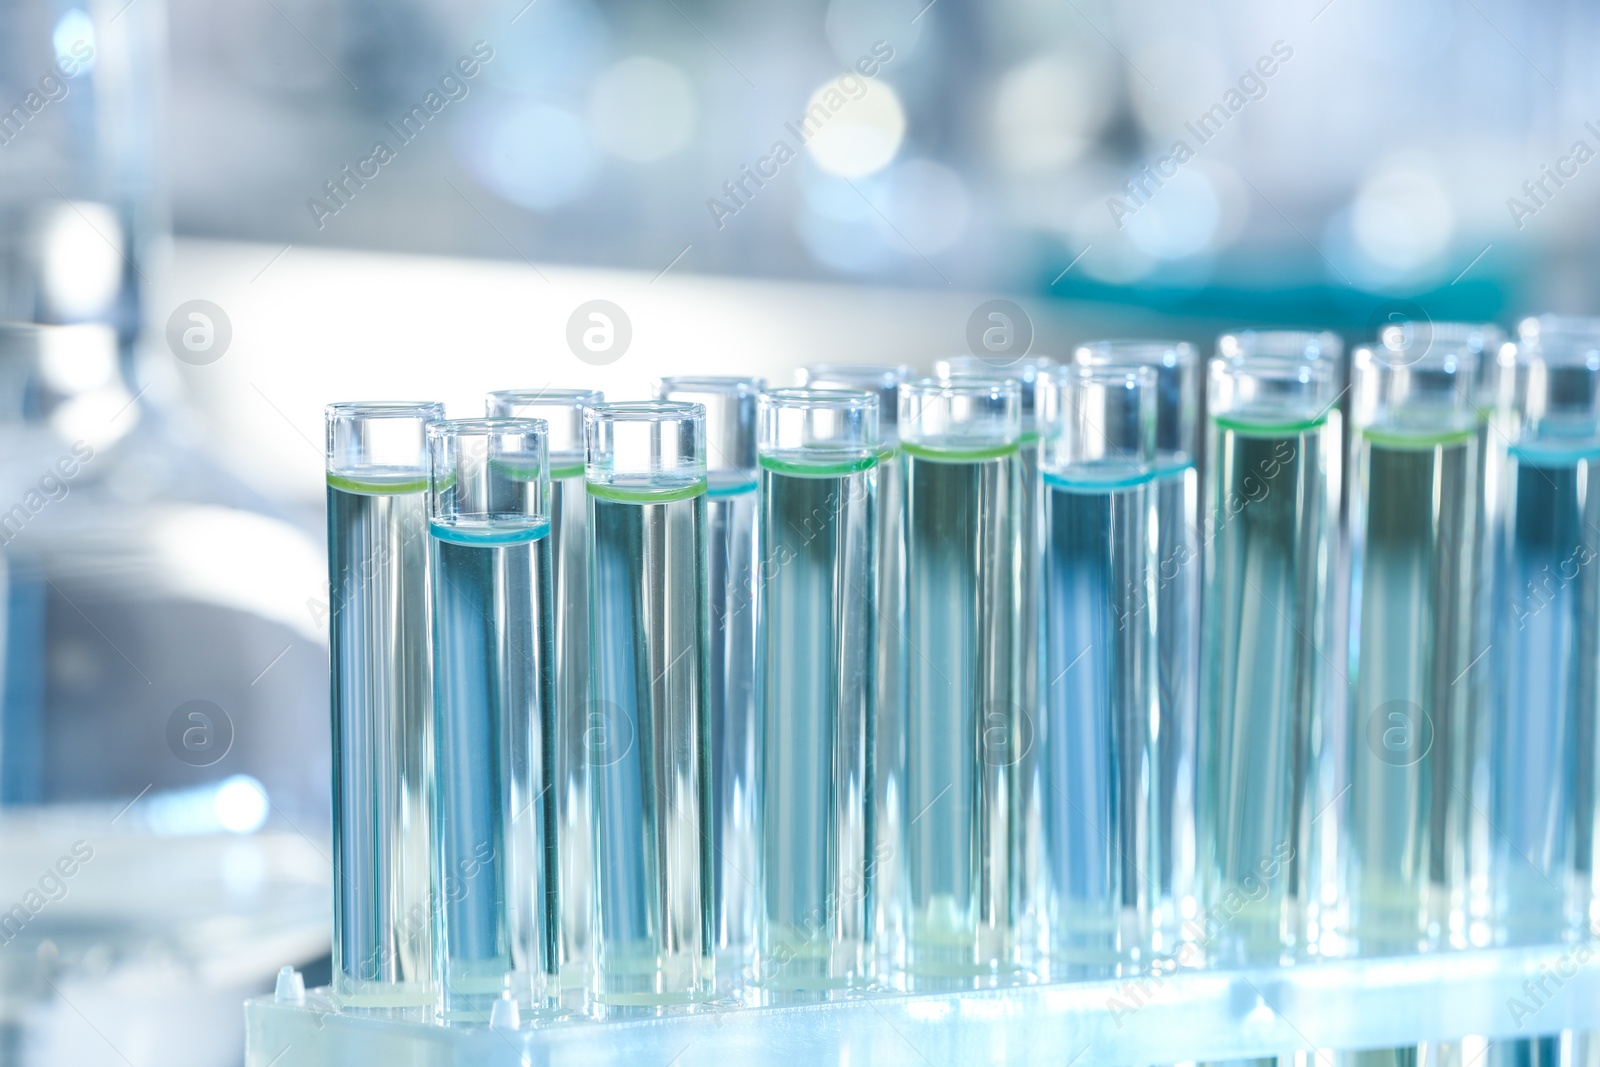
[1506,124,1600,231]
[1106,840,1296,1027]
[306,41,495,229]
[705,40,896,230]
[0,441,97,546]
[1106,40,1294,230]
[0,841,96,947]
[0,39,94,148]
[1505,926,1600,1029]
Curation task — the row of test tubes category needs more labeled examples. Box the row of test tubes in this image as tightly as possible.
[322,315,1600,1022]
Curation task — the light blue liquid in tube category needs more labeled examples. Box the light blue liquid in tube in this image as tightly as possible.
[653,376,762,993]
[427,418,559,1017]
[326,400,444,1008]
[755,388,880,1002]
[585,401,712,1014]
[1197,331,1341,968]
[1342,341,1483,957]
[899,376,1024,990]
[1490,317,1600,944]
[1075,340,1202,962]
[1037,364,1158,980]
[796,363,911,973]
[487,388,603,1007]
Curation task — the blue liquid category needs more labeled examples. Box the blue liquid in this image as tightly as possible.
[587,488,711,1011]
[756,459,877,1001]
[1041,471,1154,977]
[1490,446,1600,943]
[706,476,759,988]
[901,446,1022,988]
[430,521,558,1016]
[327,476,435,1006]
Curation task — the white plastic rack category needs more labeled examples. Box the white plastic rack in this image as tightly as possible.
[246,942,1600,1066]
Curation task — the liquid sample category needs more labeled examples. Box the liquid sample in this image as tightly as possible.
[1345,427,1480,954]
[1041,470,1154,978]
[328,473,435,1006]
[1490,444,1600,943]
[431,522,558,1016]
[707,474,759,989]
[756,453,877,1000]
[901,443,1022,988]
[1197,414,1334,965]
[873,451,908,974]
[587,484,712,1010]
[550,464,594,1003]
[1151,462,1200,951]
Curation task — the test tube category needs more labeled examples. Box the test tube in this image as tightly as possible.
[1037,364,1158,979]
[427,418,558,1017]
[1342,341,1484,957]
[1198,332,1340,966]
[1369,322,1504,949]
[1074,340,1201,957]
[934,355,1053,960]
[326,400,444,1007]
[899,376,1024,989]
[1488,316,1600,944]
[486,387,603,1004]
[652,375,762,990]
[796,363,911,969]
[585,401,712,1013]
[754,388,880,1002]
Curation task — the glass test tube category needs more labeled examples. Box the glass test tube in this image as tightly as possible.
[326,401,444,1007]
[1374,321,1505,949]
[1075,340,1201,957]
[754,388,880,1002]
[1342,341,1483,957]
[486,388,603,1005]
[585,401,712,1013]
[899,377,1024,989]
[796,363,911,972]
[1488,316,1600,946]
[934,355,1053,962]
[653,375,762,991]
[1198,333,1340,967]
[427,418,559,1017]
[1038,365,1158,980]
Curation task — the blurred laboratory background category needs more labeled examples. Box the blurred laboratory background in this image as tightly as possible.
[0,0,1586,1062]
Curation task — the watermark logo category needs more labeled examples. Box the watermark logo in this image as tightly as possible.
[566,300,631,365]
[965,299,1034,366]
[981,701,1035,768]
[583,698,636,768]
[166,700,234,767]
[1365,699,1433,767]
[1367,300,1433,367]
[166,300,232,366]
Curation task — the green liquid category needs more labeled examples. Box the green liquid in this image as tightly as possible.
[756,461,877,1001]
[1197,415,1335,966]
[901,447,1024,988]
[586,490,712,1012]
[1345,428,1481,953]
